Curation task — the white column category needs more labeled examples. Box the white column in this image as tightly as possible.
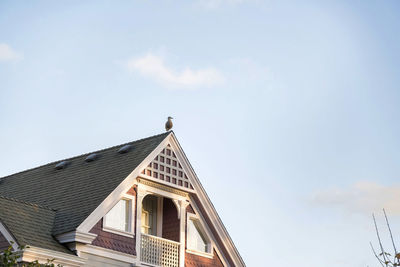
[135,185,147,264]
[179,200,189,267]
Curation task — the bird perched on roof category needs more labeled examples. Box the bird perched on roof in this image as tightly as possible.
[165,116,173,131]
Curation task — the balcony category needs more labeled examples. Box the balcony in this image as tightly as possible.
[140,233,180,267]
[136,180,190,267]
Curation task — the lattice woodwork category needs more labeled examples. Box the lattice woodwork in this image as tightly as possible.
[142,145,194,190]
[141,233,180,267]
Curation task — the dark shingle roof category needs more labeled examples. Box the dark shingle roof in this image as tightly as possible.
[0,196,72,254]
[0,132,169,237]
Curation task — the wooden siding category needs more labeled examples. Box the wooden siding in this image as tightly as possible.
[185,249,224,267]
[90,218,136,255]
[191,194,235,266]
[186,204,195,214]
[161,198,180,242]
[89,186,137,255]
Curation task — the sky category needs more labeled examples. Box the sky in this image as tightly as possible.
[1,0,400,266]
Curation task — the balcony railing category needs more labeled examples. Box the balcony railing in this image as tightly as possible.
[140,233,180,267]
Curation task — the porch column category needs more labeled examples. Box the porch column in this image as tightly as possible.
[135,185,147,263]
[179,200,189,267]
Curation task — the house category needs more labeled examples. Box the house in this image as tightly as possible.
[0,132,245,267]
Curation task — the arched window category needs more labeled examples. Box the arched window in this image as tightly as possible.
[141,195,158,235]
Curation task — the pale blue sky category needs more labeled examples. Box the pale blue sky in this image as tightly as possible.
[1,1,400,266]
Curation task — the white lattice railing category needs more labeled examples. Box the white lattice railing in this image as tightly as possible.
[140,233,180,267]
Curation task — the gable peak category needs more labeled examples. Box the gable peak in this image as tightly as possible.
[140,143,194,191]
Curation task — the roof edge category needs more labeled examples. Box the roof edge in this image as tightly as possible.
[168,133,246,266]
[0,132,170,181]
[67,131,173,235]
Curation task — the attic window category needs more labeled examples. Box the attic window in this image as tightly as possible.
[103,197,134,237]
[187,216,212,255]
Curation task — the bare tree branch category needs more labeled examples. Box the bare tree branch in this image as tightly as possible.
[374,213,389,265]
[371,242,386,267]
[383,208,399,265]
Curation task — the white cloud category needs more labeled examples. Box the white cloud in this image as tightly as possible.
[311,181,400,215]
[127,53,224,89]
[0,43,23,62]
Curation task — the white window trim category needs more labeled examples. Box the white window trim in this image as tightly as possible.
[103,194,135,237]
[76,133,241,266]
[186,212,213,258]
[186,248,214,259]
[140,194,164,237]
[102,227,135,238]
[156,195,163,237]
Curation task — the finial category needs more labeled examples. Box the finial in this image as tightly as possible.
[165,116,173,131]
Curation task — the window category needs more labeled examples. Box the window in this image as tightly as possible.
[141,195,158,235]
[187,218,210,254]
[104,199,131,232]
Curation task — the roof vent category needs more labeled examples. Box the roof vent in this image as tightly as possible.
[85,153,98,162]
[55,161,69,170]
[118,144,132,154]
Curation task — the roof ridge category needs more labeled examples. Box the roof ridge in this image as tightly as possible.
[0,195,57,211]
[0,131,171,180]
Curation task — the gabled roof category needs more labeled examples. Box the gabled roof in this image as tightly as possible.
[0,132,169,236]
[0,131,245,266]
[0,196,72,254]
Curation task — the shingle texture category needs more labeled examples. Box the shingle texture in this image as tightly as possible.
[0,196,72,254]
[0,132,169,242]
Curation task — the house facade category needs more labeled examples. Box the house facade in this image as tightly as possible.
[0,132,245,267]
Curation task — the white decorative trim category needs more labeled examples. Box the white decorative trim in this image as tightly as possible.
[135,180,190,267]
[76,243,137,264]
[76,132,245,266]
[170,134,246,266]
[135,186,146,265]
[140,233,180,266]
[141,146,195,192]
[179,200,189,267]
[136,180,188,202]
[21,246,86,266]
[102,227,135,238]
[186,212,213,257]
[172,199,181,219]
[55,231,97,244]
[156,196,163,237]
[77,133,172,233]
[137,177,190,197]
[186,249,214,259]
[0,220,19,250]
[103,193,136,237]
[187,194,228,266]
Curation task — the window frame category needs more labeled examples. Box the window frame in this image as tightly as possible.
[186,213,213,258]
[140,194,164,237]
[103,194,135,238]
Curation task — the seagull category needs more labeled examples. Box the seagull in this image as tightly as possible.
[165,117,173,131]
